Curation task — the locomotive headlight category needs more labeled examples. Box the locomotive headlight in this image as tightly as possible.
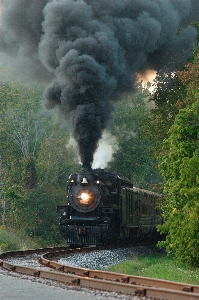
[79,192,90,204]
[70,185,100,212]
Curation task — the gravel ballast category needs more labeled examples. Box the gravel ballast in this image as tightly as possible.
[58,245,158,270]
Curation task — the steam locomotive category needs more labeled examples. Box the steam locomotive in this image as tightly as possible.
[57,168,163,246]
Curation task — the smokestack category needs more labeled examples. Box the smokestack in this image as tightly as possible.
[0,0,199,167]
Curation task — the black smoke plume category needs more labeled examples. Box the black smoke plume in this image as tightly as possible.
[1,0,199,169]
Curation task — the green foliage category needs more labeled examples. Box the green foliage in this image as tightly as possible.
[16,188,62,245]
[4,187,63,245]
[159,201,199,267]
[142,71,187,160]
[37,127,80,187]
[0,226,39,252]
[0,82,47,189]
[107,86,160,187]
[22,157,38,190]
[0,80,80,245]
[142,46,199,266]
[158,100,199,266]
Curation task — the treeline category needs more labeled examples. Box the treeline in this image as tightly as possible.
[144,41,199,266]
[0,81,157,246]
[0,83,80,245]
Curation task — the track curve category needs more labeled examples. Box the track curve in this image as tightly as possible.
[1,247,199,300]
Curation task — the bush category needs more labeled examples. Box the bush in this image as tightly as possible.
[0,226,38,252]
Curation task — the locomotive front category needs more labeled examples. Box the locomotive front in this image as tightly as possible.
[58,169,121,246]
[67,171,101,214]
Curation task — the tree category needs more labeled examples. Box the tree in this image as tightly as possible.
[158,99,199,266]
[142,70,187,160]
[1,83,45,187]
[14,188,61,245]
[143,27,199,162]
[107,85,160,187]
[37,126,80,187]
[178,52,199,105]
[0,80,80,243]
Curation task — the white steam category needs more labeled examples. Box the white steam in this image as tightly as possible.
[92,131,118,169]
[66,131,118,169]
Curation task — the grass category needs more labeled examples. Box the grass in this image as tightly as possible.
[0,226,39,253]
[107,253,199,285]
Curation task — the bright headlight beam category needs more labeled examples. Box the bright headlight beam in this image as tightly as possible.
[81,192,89,201]
[79,192,89,204]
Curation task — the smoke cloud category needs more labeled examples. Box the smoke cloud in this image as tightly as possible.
[0,0,199,169]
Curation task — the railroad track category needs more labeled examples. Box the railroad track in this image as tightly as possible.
[1,246,199,300]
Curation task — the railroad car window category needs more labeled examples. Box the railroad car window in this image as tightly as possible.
[110,184,119,205]
[111,183,118,193]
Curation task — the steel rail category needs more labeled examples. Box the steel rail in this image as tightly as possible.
[1,247,199,300]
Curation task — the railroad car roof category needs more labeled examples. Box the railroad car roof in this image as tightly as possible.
[124,186,164,198]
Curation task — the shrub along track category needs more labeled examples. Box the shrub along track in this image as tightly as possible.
[0,246,199,300]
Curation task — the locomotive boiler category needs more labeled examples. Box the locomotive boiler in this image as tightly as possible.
[57,168,162,246]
